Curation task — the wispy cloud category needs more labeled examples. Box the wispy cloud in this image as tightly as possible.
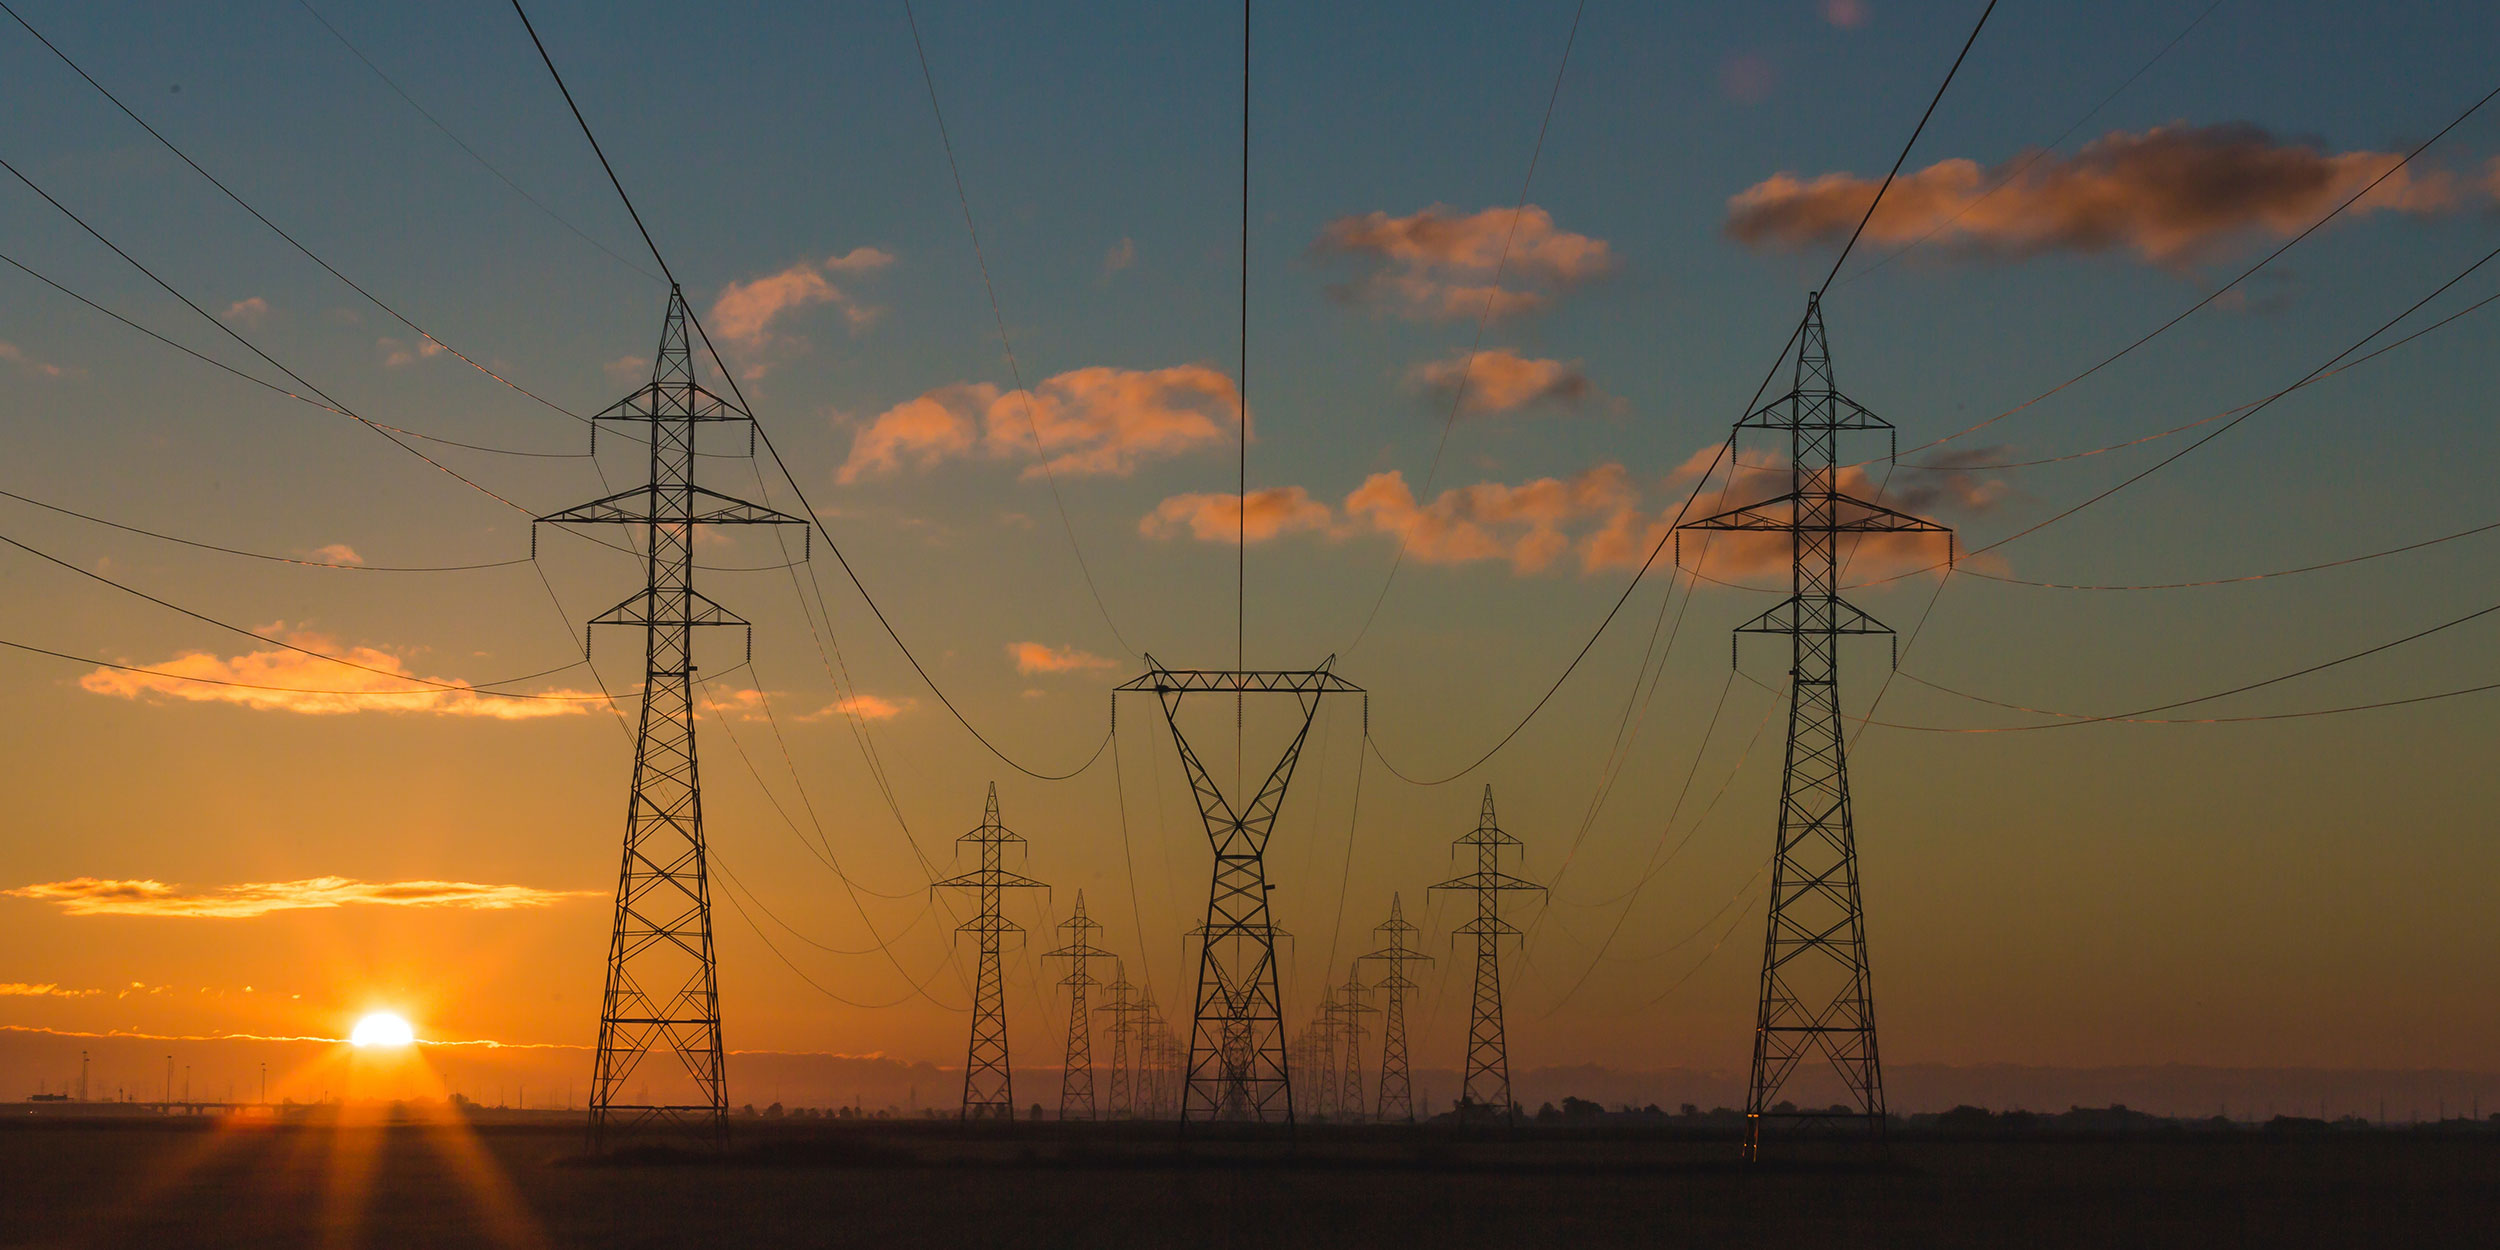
[839,364,1240,483]
[309,543,363,566]
[6,876,596,920]
[219,296,269,327]
[379,336,445,368]
[0,341,72,379]
[1006,641,1119,676]
[1409,348,1594,414]
[799,693,913,722]
[1313,204,1615,320]
[0,982,103,998]
[1727,123,2467,269]
[710,247,895,369]
[1102,236,1137,279]
[1138,487,1335,545]
[77,627,597,720]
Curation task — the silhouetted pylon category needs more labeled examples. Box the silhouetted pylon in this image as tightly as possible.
[1043,891,1114,1121]
[931,784,1043,1120]
[1096,961,1141,1118]
[1336,971,1375,1122]
[1679,294,1950,1158]
[540,286,808,1150]
[1429,786,1543,1124]
[1360,894,1431,1122]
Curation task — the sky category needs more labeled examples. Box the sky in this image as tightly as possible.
[3,0,2500,1111]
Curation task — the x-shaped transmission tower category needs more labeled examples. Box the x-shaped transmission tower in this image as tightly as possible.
[1679,292,1950,1158]
[1118,655,1361,1123]
[540,286,807,1150]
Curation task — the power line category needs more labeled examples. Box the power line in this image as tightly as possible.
[0,635,586,701]
[897,0,1136,659]
[0,487,528,572]
[1813,0,2000,297]
[0,0,594,430]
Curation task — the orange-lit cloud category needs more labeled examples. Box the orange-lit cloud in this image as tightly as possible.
[1822,0,1868,29]
[5,877,594,919]
[1409,348,1593,414]
[0,982,102,997]
[311,544,363,566]
[800,694,913,722]
[1007,642,1119,675]
[839,364,1240,482]
[1345,465,1639,574]
[77,630,597,720]
[219,296,270,326]
[1139,487,1335,544]
[1642,446,1986,581]
[1313,204,1615,320]
[1727,124,2464,268]
[0,340,72,378]
[711,247,895,359]
[379,337,445,368]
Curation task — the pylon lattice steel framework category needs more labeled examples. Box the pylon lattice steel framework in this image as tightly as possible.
[1681,293,1950,1158]
[1139,994,1178,1118]
[1307,989,1342,1119]
[1043,891,1112,1121]
[1117,656,1362,1123]
[1360,893,1431,1122]
[540,287,807,1149]
[1096,961,1140,1118]
[1429,786,1543,1125]
[1335,972,1375,1122]
[931,784,1043,1120]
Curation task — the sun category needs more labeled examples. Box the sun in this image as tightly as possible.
[349,1011,416,1048]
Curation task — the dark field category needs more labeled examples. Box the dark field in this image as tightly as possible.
[5,1115,2496,1248]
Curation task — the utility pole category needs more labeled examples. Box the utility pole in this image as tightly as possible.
[1043,892,1113,1121]
[1680,293,1949,1159]
[1360,894,1431,1122]
[1429,786,1543,1125]
[932,784,1044,1120]
[540,286,808,1149]
[1118,657,1361,1124]
[1337,971,1375,1123]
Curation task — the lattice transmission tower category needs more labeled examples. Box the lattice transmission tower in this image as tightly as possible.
[1308,987,1342,1119]
[1118,657,1362,1123]
[1096,960,1139,1118]
[540,286,808,1149]
[1360,894,1431,1122]
[1139,994,1178,1118]
[1680,293,1950,1158]
[1429,786,1543,1124]
[1043,892,1112,1121]
[932,784,1043,1120]
[1335,971,1374,1122]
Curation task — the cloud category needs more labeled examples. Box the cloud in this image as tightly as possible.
[1821,0,1868,29]
[838,364,1240,483]
[1312,204,1615,320]
[698,687,773,721]
[711,249,895,362]
[0,341,70,379]
[0,983,102,997]
[1647,446,1984,582]
[1139,487,1335,545]
[76,629,597,720]
[602,355,647,384]
[380,336,445,368]
[5,877,595,920]
[1103,237,1137,277]
[1007,642,1119,675]
[1409,348,1593,414]
[801,694,913,722]
[1344,465,1640,574]
[310,544,363,566]
[1727,123,2465,268]
[219,296,269,327]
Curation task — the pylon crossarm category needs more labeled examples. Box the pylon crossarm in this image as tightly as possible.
[592,378,750,423]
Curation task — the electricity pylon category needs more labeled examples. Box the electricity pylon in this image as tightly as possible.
[1308,989,1342,1119]
[1139,996,1176,1118]
[1043,892,1113,1121]
[540,286,808,1150]
[1336,972,1375,1122]
[932,784,1043,1120]
[1118,657,1362,1123]
[1429,786,1543,1125]
[1096,961,1139,1118]
[1360,894,1431,1122]
[1680,293,1950,1158]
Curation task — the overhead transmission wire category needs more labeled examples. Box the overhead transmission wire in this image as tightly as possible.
[1343,0,1589,655]
[897,0,1134,659]
[0,487,527,572]
[291,0,665,285]
[508,0,1109,783]
[0,527,602,700]
[0,0,599,434]
[1367,0,1998,788]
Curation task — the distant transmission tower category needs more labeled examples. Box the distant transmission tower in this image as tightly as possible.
[1429,786,1543,1125]
[1361,894,1430,1122]
[1043,892,1113,1121]
[932,784,1044,1120]
[541,286,807,1149]
[1096,960,1139,1118]
[1119,657,1362,1123]
[1336,971,1375,1122]
[1681,293,1950,1158]
[1139,994,1177,1118]
[1308,987,1342,1119]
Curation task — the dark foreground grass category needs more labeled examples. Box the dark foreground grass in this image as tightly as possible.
[4,1116,2495,1248]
